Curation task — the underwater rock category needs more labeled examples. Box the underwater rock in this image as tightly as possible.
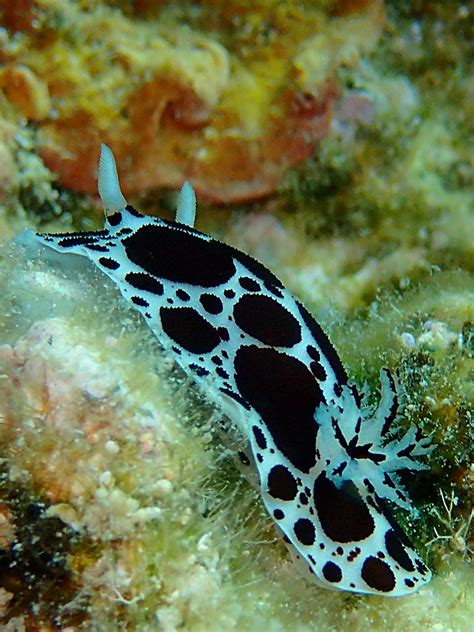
[0,209,472,630]
[0,1,472,629]
[0,0,384,202]
[0,249,233,628]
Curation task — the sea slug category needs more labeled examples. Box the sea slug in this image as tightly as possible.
[17,145,432,596]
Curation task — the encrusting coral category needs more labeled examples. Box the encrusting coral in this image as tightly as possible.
[0,0,384,202]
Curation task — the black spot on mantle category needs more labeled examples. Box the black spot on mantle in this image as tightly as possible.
[238,276,261,292]
[385,529,414,572]
[107,211,122,226]
[200,293,223,315]
[234,346,322,472]
[123,224,236,287]
[361,556,395,592]
[231,249,284,293]
[293,518,316,546]
[233,294,301,347]
[322,561,342,583]
[98,257,120,270]
[267,465,298,501]
[160,306,220,354]
[296,301,348,385]
[313,472,375,543]
[252,425,267,450]
[125,272,164,296]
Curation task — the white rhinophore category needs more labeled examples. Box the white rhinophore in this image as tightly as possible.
[175,181,196,227]
[98,143,127,215]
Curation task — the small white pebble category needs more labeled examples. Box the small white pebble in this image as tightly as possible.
[419,321,457,350]
[155,479,173,496]
[423,319,434,331]
[105,440,120,454]
[99,470,113,486]
[132,507,162,523]
[104,335,119,348]
[155,605,182,630]
[179,507,192,526]
[400,332,416,348]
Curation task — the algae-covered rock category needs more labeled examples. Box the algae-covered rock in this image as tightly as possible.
[0,0,472,630]
[0,230,472,631]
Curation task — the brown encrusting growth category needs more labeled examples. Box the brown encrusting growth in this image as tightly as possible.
[0,0,384,202]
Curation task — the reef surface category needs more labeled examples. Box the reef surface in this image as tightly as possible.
[0,0,384,202]
[0,1,472,630]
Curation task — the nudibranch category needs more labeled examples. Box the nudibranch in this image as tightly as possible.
[19,145,433,596]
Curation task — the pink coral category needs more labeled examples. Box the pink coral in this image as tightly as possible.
[0,317,174,509]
